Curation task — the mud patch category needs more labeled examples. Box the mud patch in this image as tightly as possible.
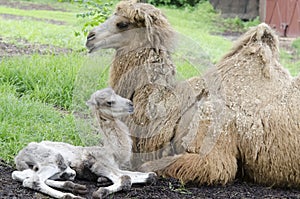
[0,37,72,57]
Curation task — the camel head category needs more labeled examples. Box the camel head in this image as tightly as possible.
[86,0,175,53]
[86,87,134,119]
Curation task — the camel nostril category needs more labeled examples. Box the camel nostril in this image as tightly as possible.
[87,32,96,41]
[86,32,96,52]
[128,101,134,113]
[128,101,133,107]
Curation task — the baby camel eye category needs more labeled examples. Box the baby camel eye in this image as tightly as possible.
[116,22,129,29]
[106,101,115,107]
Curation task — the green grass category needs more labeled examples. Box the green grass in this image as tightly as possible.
[0,6,78,23]
[280,51,300,76]
[0,1,89,49]
[0,83,83,164]
[6,0,83,11]
[278,38,300,76]
[0,53,85,109]
[161,2,233,63]
[0,0,112,161]
[0,18,86,50]
[220,16,261,33]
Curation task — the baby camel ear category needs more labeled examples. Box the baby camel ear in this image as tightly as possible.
[86,99,96,107]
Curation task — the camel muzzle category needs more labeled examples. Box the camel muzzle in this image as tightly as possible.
[86,32,95,53]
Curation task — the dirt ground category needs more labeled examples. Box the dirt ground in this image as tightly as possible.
[0,37,72,57]
[1,1,300,198]
[1,159,300,199]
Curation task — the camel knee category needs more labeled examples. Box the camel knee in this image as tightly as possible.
[120,175,132,191]
[22,175,41,190]
[92,187,110,199]
[146,172,157,185]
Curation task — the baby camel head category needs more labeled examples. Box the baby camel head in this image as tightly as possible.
[86,88,134,119]
[86,0,175,53]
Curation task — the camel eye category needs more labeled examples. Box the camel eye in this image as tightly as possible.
[106,101,115,107]
[116,22,129,29]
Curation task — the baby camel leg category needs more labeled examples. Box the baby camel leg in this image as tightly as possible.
[93,172,132,199]
[12,169,34,183]
[24,178,84,199]
[45,180,87,195]
[91,163,132,199]
[119,170,157,184]
[16,166,83,199]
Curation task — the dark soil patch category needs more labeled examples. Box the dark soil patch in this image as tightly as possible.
[0,0,66,12]
[1,159,300,199]
[0,37,72,57]
[219,30,243,41]
[0,13,66,25]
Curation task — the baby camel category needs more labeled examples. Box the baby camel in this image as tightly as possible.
[12,88,156,199]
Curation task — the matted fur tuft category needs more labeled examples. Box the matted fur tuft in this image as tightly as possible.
[115,0,175,51]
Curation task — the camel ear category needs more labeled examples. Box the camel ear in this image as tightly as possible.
[86,99,96,107]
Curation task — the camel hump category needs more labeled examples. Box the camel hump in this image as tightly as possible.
[222,23,279,63]
[255,23,279,50]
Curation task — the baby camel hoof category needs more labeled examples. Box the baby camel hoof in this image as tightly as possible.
[120,175,132,191]
[92,187,110,199]
[97,176,109,183]
[97,177,112,186]
[146,172,157,185]
[64,181,88,194]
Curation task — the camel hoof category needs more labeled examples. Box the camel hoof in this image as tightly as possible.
[146,172,157,185]
[92,187,109,199]
[120,175,132,191]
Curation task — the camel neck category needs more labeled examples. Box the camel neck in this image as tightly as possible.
[110,48,175,89]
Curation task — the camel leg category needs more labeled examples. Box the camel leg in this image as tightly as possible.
[160,151,237,185]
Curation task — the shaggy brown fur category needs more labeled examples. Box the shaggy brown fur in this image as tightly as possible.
[219,24,299,187]
[159,23,300,188]
[86,0,300,188]
[90,1,181,162]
